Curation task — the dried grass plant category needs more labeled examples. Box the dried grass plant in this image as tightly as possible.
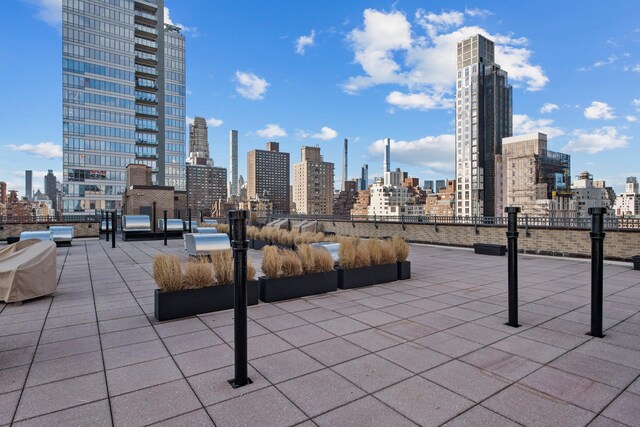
[354,239,371,268]
[280,249,303,277]
[379,239,397,265]
[215,223,230,234]
[210,250,233,285]
[367,239,384,266]
[261,246,281,279]
[312,246,334,273]
[247,260,257,281]
[183,257,214,289]
[152,255,183,292]
[338,237,357,269]
[391,236,409,262]
[297,244,315,274]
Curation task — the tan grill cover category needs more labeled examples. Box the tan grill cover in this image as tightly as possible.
[0,239,57,303]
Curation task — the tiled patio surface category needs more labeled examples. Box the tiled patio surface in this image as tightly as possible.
[1,238,639,426]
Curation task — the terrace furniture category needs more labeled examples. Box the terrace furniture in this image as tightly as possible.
[184,233,230,256]
[0,239,57,303]
[197,227,218,234]
[474,243,507,256]
[49,226,74,246]
[203,219,218,225]
[19,231,53,242]
[158,219,184,232]
[121,215,153,241]
[184,221,198,233]
[633,255,640,270]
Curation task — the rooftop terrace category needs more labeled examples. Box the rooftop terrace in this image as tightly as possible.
[1,239,639,426]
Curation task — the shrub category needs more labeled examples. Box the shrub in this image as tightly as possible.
[354,239,371,268]
[210,250,233,285]
[262,246,281,279]
[297,244,315,274]
[379,239,397,265]
[183,257,214,288]
[338,237,358,269]
[391,236,409,262]
[280,249,303,277]
[153,255,183,292]
[247,260,257,281]
[367,239,384,266]
[312,246,334,273]
[215,223,230,234]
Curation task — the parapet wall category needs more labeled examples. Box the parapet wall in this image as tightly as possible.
[319,220,639,262]
[0,222,99,240]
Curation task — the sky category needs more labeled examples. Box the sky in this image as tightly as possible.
[1,0,639,198]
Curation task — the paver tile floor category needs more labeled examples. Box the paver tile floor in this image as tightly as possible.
[0,238,639,426]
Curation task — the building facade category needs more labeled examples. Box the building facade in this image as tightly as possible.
[188,117,208,157]
[572,171,613,219]
[186,162,227,214]
[497,133,571,217]
[0,181,6,204]
[62,0,185,214]
[613,177,639,216]
[455,34,512,217]
[44,170,59,212]
[360,164,369,190]
[229,130,238,198]
[247,142,290,214]
[293,146,334,215]
[25,170,33,201]
[368,179,424,218]
[383,138,391,173]
[425,180,456,217]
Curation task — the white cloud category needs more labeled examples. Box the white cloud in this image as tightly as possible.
[368,135,455,173]
[235,71,269,100]
[584,101,616,120]
[27,0,61,28]
[562,127,630,154]
[256,124,287,139]
[540,102,559,114]
[464,8,493,18]
[626,115,637,123]
[309,127,338,141]
[634,99,640,111]
[343,7,548,110]
[513,114,564,139]
[578,55,619,71]
[295,30,316,54]
[6,142,62,159]
[206,117,224,127]
[386,90,453,111]
[164,6,198,36]
[186,116,194,126]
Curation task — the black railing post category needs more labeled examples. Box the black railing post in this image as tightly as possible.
[228,209,251,388]
[111,211,116,248]
[152,202,157,232]
[505,207,520,328]
[163,210,168,246]
[188,208,192,233]
[589,207,607,338]
[105,211,110,242]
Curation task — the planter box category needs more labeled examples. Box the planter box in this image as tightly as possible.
[259,270,338,303]
[397,261,411,280]
[474,243,506,256]
[337,263,398,289]
[253,239,269,250]
[154,280,259,321]
[633,255,640,271]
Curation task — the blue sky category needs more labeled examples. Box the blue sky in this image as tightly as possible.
[1,0,639,197]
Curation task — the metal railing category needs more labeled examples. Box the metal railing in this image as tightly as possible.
[0,215,98,224]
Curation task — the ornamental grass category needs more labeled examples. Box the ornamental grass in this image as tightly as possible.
[152,254,184,292]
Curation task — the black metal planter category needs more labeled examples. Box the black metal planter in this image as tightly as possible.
[252,239,269,250]
[473,243,507,256]
[337,263,398,289]
[154,281,259,321]
[259,270,338,303]
[633,255,640,271]
[397,261,411,280]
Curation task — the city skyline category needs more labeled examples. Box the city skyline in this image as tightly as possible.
[1,1,639,198]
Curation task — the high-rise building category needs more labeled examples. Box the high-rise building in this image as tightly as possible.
[435,180,446,193]
[497,133,571,217]
[189,117,209,157]
[62,0,186,213]
[186,156,227,214]
[384,168,407,187]
[383,138,391,173]
[44,170,58,212]
[425,180,456,217]
[293,146,334,215]
[25,170,32,201]
[360,164,369,190]
[247,142,290,214]
[0,181,7,204]
[613,177,639,216]
[229,130,238,197]
[573,172,613,219]
[342,138,348,191]
[424,180,434,193]
[455,34,512,217]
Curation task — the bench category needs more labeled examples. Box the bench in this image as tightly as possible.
[197,227,218,234]
[203,219,218,225]
[184,233,230,256]
[49,226,74,246]
[473,243,506,256]
[183,221,198,232]
[19,231,54,242]
[158,219,184,232]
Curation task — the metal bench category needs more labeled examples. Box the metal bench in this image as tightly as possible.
[184,221,199,232]
[197,227,218,234]
[49,226,74,246]
[312,242,340,266]
[203,219,218,225]
[184,233,230,256]
[19,231,54,242]
[122,215,151,232]
[158,219,184,232]
[100,220,113,232]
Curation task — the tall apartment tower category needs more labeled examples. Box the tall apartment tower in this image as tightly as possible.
[189,117,209,157]
[293,146,335,215]
[342,138,348,191]
[25,170,33,201]
[0,181,7,204]
[62,0,186,213]
[229,130,238,197]
[383,138,391,173]
[247,142,290,214]
[455,34,512,217]
[360,164,369,190]
[44,170,58,212]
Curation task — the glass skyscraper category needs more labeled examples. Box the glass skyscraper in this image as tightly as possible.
[62,0,185,214]
[455,34,512,217]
